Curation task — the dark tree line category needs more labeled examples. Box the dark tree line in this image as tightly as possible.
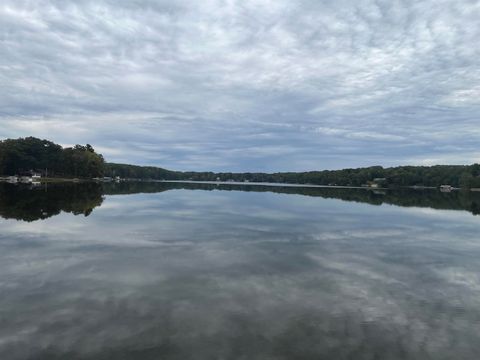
[105,163,480,189]
[2,137,480,188]
[0,137,105,178]
[105,163,177,180]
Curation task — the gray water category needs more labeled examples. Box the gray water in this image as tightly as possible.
[1,182,480,359]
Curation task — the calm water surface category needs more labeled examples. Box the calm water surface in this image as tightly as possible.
[1,182,480,359]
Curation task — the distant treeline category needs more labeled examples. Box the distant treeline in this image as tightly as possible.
[0,137,105,178]
[105,162,177,180]
[106,163,480,189]
[2,137,480,188]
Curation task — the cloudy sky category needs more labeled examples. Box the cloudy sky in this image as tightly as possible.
[1,0,479,171]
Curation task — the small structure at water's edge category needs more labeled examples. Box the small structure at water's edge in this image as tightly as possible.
[440,185,454,192]
[7,176,18,183]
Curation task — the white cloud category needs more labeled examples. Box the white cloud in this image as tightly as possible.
[0,0,479,171]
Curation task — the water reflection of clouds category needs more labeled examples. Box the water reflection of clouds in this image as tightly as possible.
[397,206,480,223]
[1,190,480,359]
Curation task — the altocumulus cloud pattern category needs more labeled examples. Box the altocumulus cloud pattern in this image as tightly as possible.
[1,0,479,171]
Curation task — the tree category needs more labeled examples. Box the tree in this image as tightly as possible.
[0,137,104,178]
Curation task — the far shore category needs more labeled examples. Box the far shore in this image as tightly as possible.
[2,176,476,192]
[158,179,388,190]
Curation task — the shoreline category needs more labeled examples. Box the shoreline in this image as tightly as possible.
[158,179,386,190]
[0,177,474,191]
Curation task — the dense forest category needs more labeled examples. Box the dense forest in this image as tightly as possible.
[0,137,105,178]
[105,163,480,189]
[2,137,480,188]
[105,162,178,180]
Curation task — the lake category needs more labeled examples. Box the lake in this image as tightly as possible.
[1,181,480,359]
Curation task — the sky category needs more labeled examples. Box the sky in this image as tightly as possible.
[1,0,479,172]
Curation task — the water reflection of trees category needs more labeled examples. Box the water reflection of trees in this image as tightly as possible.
[1,181,479,222]
[104,182,480,216]
[0,182,104,222]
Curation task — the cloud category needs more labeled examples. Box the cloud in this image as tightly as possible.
[0,0,479,171]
